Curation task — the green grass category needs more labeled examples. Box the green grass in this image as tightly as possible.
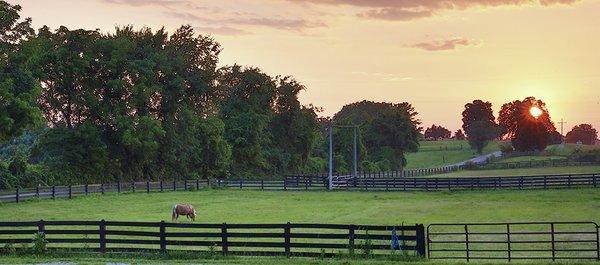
[405,140,502,169]
[1,188,599,224]
[494,155,566,163]
[430,166,600,178]
[545,143,600,156]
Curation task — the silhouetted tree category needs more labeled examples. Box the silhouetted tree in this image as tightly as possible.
[424,125,451,140]
[547,131,563,145]
[462,100,501,154]
[498,97,556,151]
[566,124,597,145]
[454,129,466,140]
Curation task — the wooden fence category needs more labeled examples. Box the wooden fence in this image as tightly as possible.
[1,173,599,204]
[0,220,425,257]
[427,222,600,261]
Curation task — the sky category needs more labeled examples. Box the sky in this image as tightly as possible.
[10,0,600,133]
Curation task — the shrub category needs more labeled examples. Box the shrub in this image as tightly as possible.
[31,232,48,254]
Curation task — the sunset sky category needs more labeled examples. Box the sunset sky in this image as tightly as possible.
[11,0,600,133]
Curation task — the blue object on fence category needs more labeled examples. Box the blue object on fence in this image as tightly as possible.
[391,227,401,250]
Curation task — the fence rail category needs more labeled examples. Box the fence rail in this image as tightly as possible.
[0,220,425,257]
[427,222,600,261]
[1,173,599,204]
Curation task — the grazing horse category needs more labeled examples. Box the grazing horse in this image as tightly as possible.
[171,204,197,222]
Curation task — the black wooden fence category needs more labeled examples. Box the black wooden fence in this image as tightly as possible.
[427,222,600,261]
[1,173,599,204]
[0,220,425,257]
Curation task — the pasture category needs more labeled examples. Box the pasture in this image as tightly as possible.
[405,140,501,169]
[1,188,599,224]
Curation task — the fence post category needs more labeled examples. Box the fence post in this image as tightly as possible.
[551,223,556,261]
[160,180,163,192]
[160,220,166,253]
[284,178,287,191]
[85,183,88,195]
[506,224,511,262]
[596,224,599,261]
[173,180,176,191]
[52,186,56,199]
[239,179,243,189]
[101,183,105,195]
[184,179,188,191]
[15,188,19,203]
[99,219,106,253]
[38,219,45,234]
[221,223,228,255]
[131,182,135,193]
[416,224,426,257]
[196,179,200,190]
[36,186,40,198]
[284,222,291,257]
[117,181,121,193]
[464,224,470,262]
[261,179,264,190]
[69,185,72,199]
[146,181,150,193]
[349,225,355,254]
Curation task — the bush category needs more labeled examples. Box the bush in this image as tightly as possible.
[569,150,600,163]
[498,142,514,154]
[31,232,48,254]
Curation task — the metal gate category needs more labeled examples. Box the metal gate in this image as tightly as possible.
[427,222,600,261]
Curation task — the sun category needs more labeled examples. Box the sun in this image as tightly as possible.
[529,106,543,118]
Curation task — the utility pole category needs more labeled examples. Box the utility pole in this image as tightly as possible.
[328,124,333,190]
[558,118,567,143]
[353,126,357,179]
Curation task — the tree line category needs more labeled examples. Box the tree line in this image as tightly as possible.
[0,2,422,188]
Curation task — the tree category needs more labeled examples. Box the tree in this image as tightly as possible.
[547,130,563,145]
[0,1,40,142]
[498,97,556,151]
[454,129,465,140]
[462,100,500,154]
[424,124,451,140]
[332,100,421,170]
[565,124,597,145]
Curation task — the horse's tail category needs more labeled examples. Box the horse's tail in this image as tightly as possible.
[171,204,177,222]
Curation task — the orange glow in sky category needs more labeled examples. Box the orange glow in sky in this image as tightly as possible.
[9,0,600,132]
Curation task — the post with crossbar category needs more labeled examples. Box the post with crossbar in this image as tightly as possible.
[328,124,333,190]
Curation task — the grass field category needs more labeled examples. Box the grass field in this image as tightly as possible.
[1,188,599,224]
[430,165,600,178]
[494,155,566,163]
[405,140,502,169]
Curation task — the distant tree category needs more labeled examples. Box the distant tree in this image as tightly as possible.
[454,129,466,140]
[333,100,421,170]
[547,130,563,145]
[424,124,451,140]
[498,97,556,151]
[565,124,598,145]
[0,1,40,142]
[462,100,501,154]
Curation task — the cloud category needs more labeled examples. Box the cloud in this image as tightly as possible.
[164,11,326,31]
[290,0,582,21]
[194,26,250,36]
[102,0,186,7]
[408,38,480,51]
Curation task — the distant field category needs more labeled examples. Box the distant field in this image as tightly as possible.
[545,143,600,156]
[1,188,599,224]
[430,165,600,178]
[405,140,502,169]
[494,155,566,163]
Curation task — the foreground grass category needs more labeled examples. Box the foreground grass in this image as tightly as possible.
[1,188,599,224]
[430,166,600,178]
[1,251,599,265]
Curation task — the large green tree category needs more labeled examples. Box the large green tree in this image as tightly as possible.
[462,100,501,154]
[0,1,40,142]
[498,97,555,151]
